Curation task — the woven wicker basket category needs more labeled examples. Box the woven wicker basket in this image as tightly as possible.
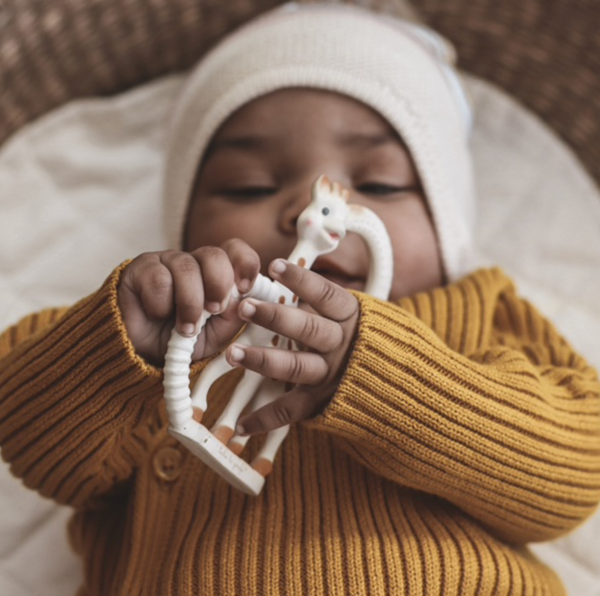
[1,0,599,188]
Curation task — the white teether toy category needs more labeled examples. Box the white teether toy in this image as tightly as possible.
[163,175,393,495]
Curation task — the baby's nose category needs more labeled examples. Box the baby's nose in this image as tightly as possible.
[278,186,313,234]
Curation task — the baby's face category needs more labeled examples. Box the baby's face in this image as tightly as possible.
[186,89,443,301]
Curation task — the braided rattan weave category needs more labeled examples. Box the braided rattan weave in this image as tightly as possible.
[418,0,600,192]
[1,0,599,187]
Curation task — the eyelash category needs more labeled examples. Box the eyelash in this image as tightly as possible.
[219,182,418,201]
[221,187,277,200]
[357,183,417,196]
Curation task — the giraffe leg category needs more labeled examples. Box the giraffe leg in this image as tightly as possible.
[210,369,264,444]
[227,377,285,458]
[248,378,290,476]
[189,354,234,422]
[251,425,291,477]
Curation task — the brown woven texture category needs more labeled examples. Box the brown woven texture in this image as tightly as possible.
[1,0,599,187]
[0,0,282,141]
[414,0,600,190]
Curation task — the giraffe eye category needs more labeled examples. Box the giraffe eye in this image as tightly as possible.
[322,207,330,215]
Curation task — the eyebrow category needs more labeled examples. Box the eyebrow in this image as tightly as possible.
[334,131,406,149]
[205,130,404,159]
[204,136,270,159]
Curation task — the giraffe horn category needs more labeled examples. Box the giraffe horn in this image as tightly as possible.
[313,174,330,197]
[312,174,325,199]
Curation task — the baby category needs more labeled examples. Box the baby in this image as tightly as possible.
[1,4,599,596]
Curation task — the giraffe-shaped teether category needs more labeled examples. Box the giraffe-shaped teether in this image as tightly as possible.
[163,175,393,495]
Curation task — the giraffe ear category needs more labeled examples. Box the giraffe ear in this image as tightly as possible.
[331,183,350,203]
[312,174,349,202]
[314,174,331,194]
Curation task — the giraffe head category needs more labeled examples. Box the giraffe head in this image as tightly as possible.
[296,175,351,255]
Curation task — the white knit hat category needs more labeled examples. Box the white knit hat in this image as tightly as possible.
[164,2,475,281]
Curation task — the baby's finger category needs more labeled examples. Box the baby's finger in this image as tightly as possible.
[236,387,322,435]
[193,246,235,313]
[237,298,343,353]
[221,238,261,294]
[268,259,358,322]
[226,343,328,385]
[192,310,246,360]
[126,254,175,320]
[159,251,204,335]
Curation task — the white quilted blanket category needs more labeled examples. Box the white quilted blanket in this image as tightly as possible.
[0,73,599,595]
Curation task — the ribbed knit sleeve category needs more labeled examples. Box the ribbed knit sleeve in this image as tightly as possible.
[308,268,600,544]
[0,264,166,509]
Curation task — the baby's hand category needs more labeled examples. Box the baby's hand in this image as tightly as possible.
[118,239,260,364]
[227,259,360,435]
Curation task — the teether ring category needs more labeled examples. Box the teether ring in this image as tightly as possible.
[163,175,393,495]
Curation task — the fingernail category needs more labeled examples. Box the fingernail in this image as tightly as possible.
[238,278,252,294]
[229,345,245,362]
[240,300,256,318]
[206,302,221,314]
[180,323,196,337]
[236,423,247,436]
[270,259,287,275]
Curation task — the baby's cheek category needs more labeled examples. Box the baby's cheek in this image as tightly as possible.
[392,250,443,299]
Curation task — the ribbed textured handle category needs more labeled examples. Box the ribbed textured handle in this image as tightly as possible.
[163,275,277,431]
[163,329,198,430]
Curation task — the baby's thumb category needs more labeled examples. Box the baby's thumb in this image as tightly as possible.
[192,303,245,360]
[236,388,316,436]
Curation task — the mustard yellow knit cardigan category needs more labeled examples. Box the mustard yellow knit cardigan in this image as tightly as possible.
[1,266,599,596]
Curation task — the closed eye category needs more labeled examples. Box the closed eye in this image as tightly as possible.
[357,183,420,197]
[220,187,278,201]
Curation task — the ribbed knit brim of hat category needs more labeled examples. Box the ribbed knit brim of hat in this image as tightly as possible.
[164,2,476,281]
